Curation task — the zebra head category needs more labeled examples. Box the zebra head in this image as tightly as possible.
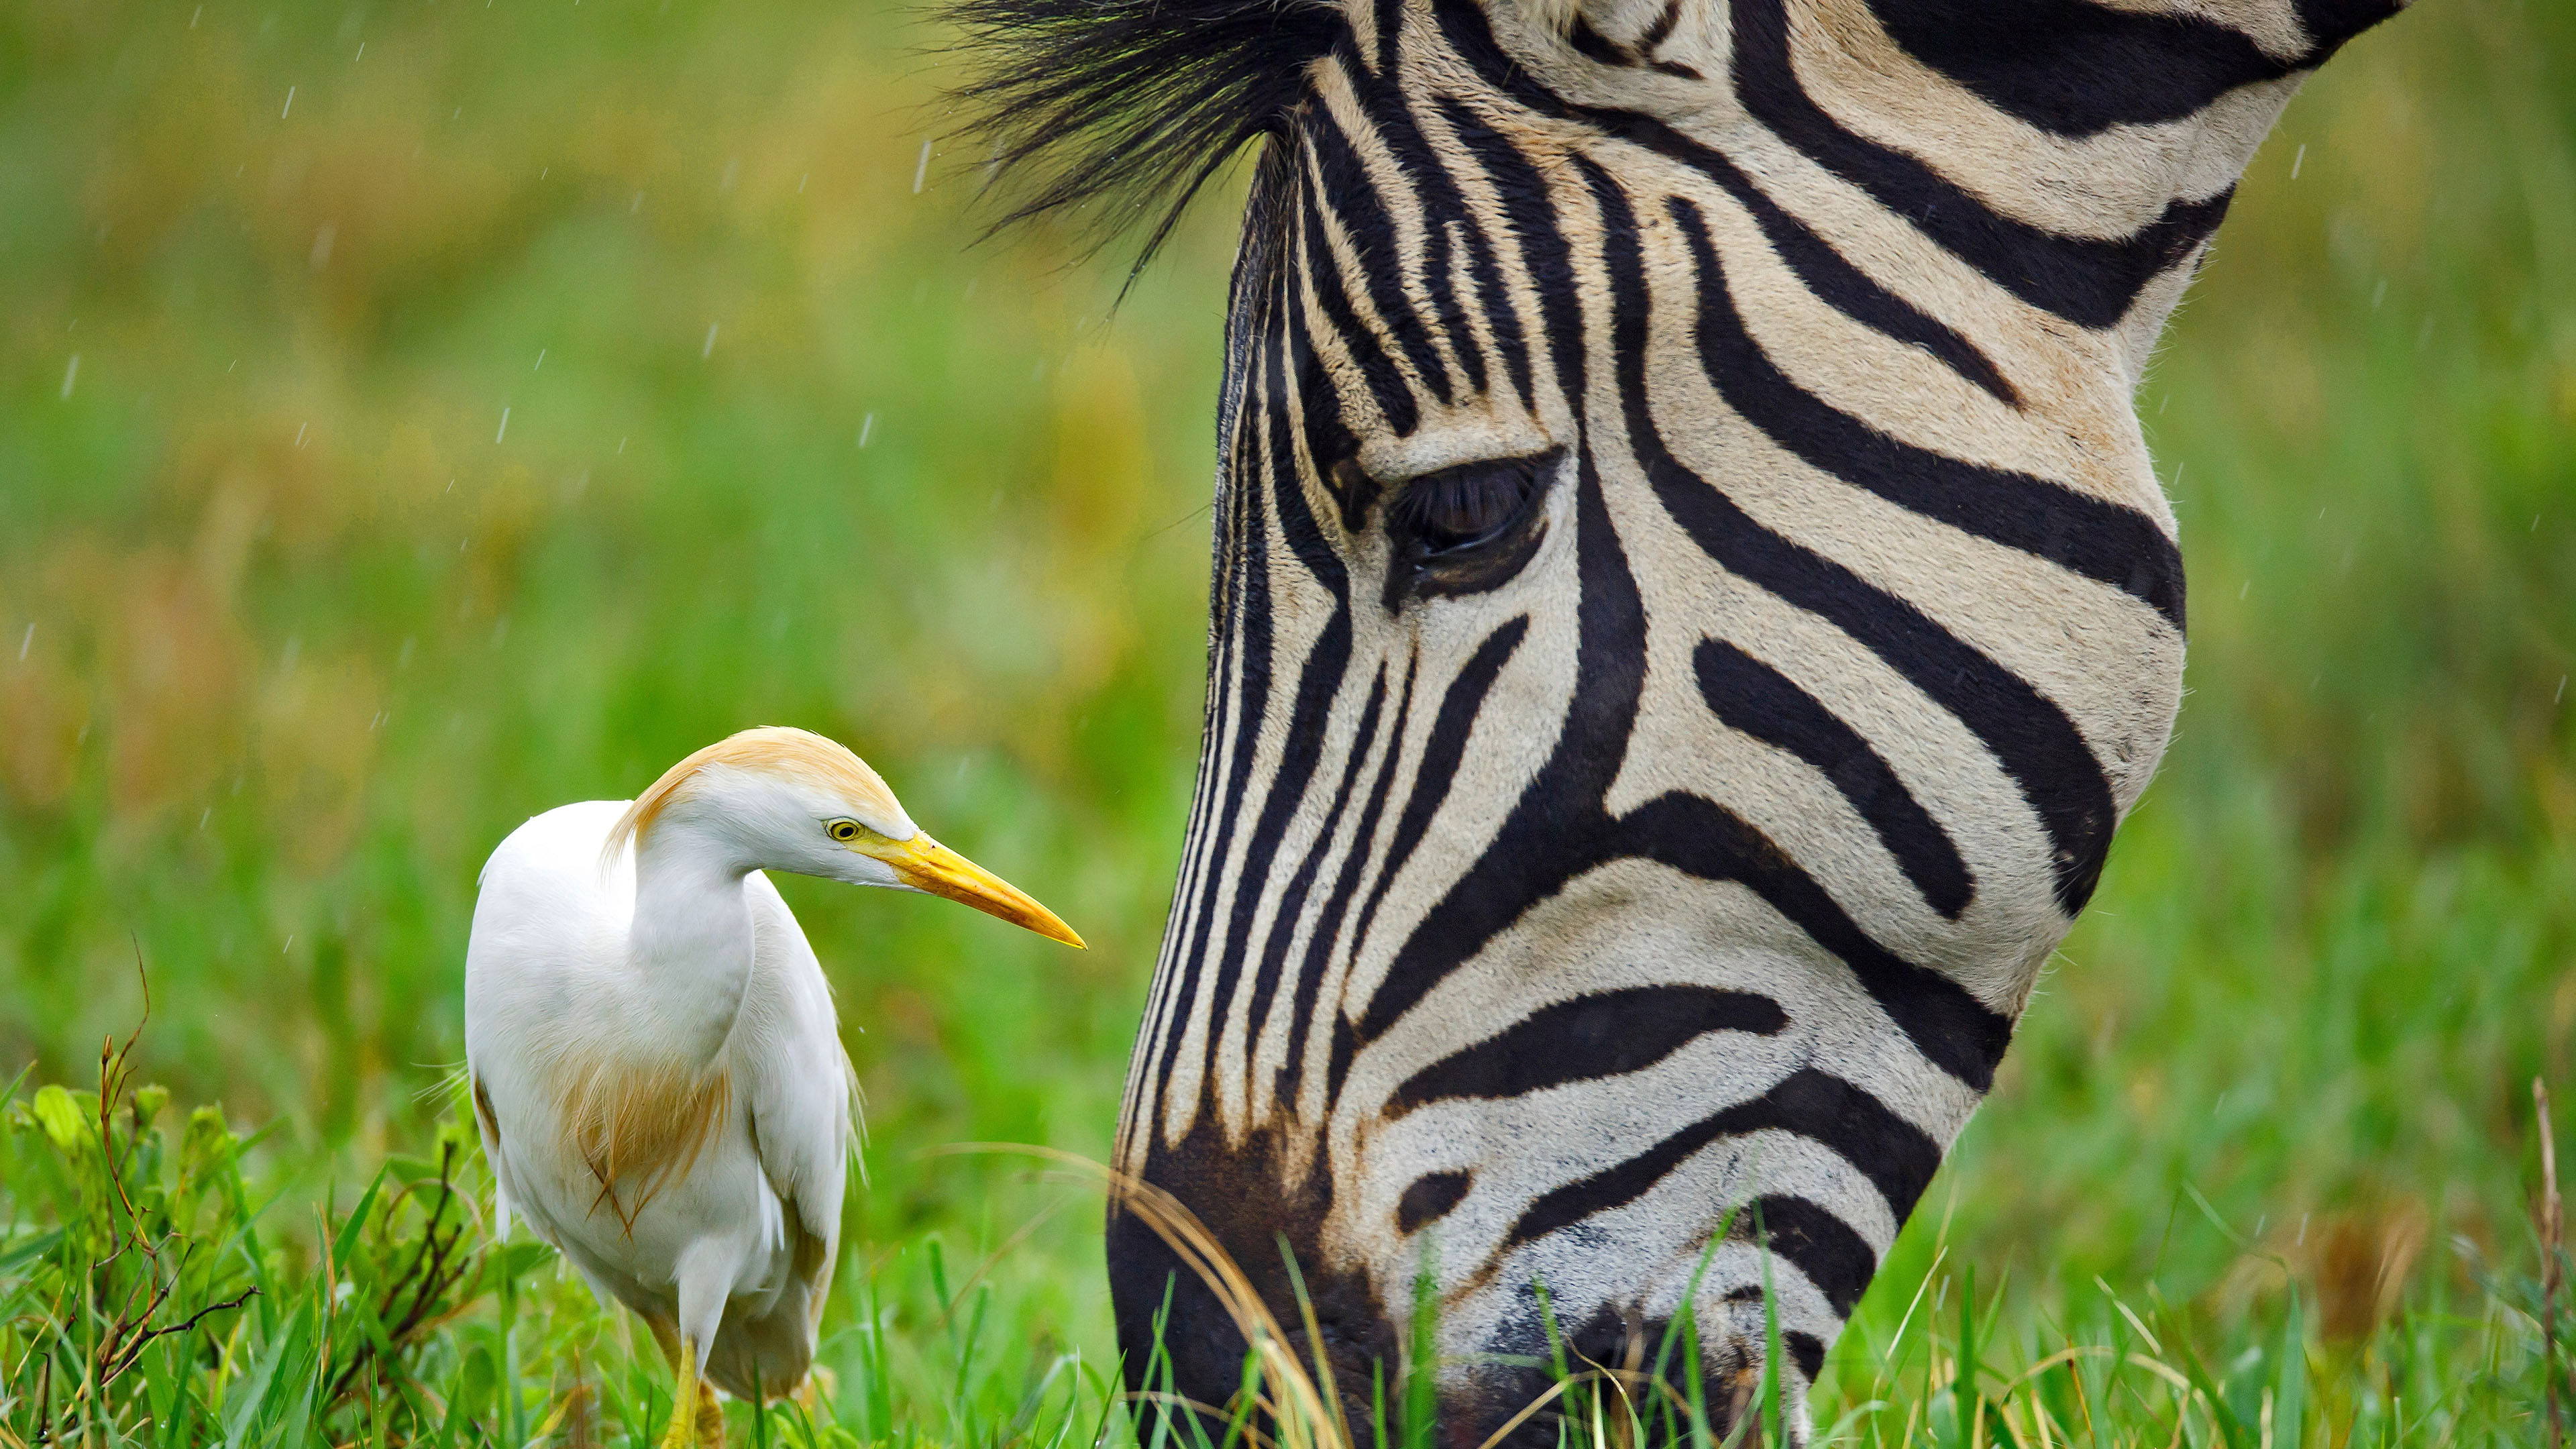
[956,0,2405,1440]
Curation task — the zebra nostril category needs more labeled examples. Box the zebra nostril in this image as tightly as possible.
[1396,1170,1471,1234]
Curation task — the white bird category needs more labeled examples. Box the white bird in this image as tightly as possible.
[463,727,1083,1446]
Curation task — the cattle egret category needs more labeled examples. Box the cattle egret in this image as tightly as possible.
[464,727,1084,1445]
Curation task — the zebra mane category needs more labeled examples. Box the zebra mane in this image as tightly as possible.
[940,0,1344,277]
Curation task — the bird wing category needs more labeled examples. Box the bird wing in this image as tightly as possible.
[741,871,858,1302]
[462,801,636,1251]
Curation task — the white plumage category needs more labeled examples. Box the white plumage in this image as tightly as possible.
[464,728,1082,1444]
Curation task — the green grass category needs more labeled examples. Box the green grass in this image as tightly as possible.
[1,0,2571,1442]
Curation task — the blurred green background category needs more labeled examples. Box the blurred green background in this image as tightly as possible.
[0,0,2570,1415]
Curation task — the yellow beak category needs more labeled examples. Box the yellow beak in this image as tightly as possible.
[870,833,1087,949]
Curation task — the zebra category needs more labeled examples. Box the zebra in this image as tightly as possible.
[951,0,2409,1440]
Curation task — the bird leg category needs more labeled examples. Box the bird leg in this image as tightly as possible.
[659,1338,708,1449]
[695,1380,728,1447]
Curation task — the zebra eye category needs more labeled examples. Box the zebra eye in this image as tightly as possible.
[1389,457,1544,555]
[1381,449,1560,608]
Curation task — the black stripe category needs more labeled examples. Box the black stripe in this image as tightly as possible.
[1146,310,1279,1107]
[1729,0,2233,329]
[1332,52,1507,405]
[1585,158,2015,1081]
[1739,1069,1942,1220]
[1653,199,2120,915]
[1672,199,2184,630]
[1370,0,1401,76]
[1784,1332,1827,1383]
[1747,1196,1875,1317]
[1397,1170,1472,1234]
[1354,447,1638,1048]
[2296,0,2406,50]
[1296,336,1371,529]
[1434,92,1591,406]
[1647,394,2119,920]
[1505,1072,1929,1275]
[1296,149,1422,438]
[1277,661,1415,1106]
[1501,1100,1705,1252]
[1387,985,1788,1117]
[1450,207,1532,411]
[1152,262,1341,1106]
[1504,1185,1875,1320]
[1695,638,1974,920]
[1429,0,2021,406]
[1356,157,2014,1092]
[1306,103,1456,407]
[1242,667,1385,1067]
[1349,619,1527,965]
[1867,0,2302,138]
[1394,84,1539,412]
[1622,792,2012,1085]
[1428,217,1496,403]
[1733,182,2023,409]
[1636,0,1682,57]
[1568,13,1630,68]
[1324,1012,1360,1118]
[1191,298,1358,1088]
[1274,265,1359,600]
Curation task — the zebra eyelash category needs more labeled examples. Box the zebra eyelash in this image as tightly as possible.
[1380,447,1564,610]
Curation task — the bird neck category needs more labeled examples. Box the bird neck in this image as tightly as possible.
[625,825,760,1068]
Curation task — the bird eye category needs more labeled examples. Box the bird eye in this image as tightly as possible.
[826,820,863,843]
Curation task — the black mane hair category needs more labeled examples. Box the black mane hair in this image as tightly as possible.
[941,0,1346,279]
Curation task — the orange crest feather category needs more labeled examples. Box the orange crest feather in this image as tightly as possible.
[602,726,906,871]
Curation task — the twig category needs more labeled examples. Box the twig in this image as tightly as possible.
[2540,1078,2563,1449]
[97,941,155,1240]
[66,948,178,1424]
[325,1140,480,1407]
[389,1148,474,1327]
[30,1352,52,1447]
[98,1286,260,1389]
[387,1144,463,1325]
